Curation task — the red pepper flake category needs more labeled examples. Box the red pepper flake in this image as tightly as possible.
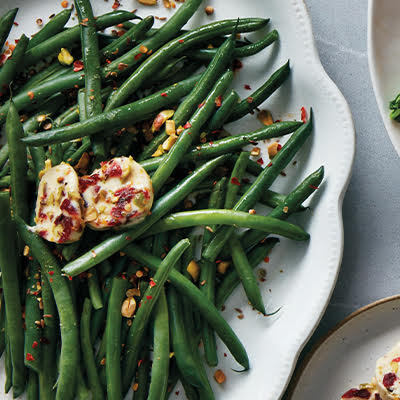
[301,107,307,123]
[28,91,35,100]
[175,391,180,396]
[178,39,184,43]
[267,162,273,167]
[264,256,270,263]
[256,158,264,165]
[26,353,35,362]
[230,177,240,186]
[146,295,153,300]
[50,278,53,283]
[73,60,84,72]
[244,84,251,90]
[198,102,205,108]
[138,359,143,367]
[246,97,254,104]
[223,353,227,357]
[48,271,55,276]
[112,0,120,9]
[309,185,319,190]
[149,280,156,288]
[215,260,222,264]
[393,357,400,362]
[13,21,19,26]
[233,59,243,71]
[160,92,168,97]
[32,341,39,349]
[215,95,222,107]
[118,62,128,71]
[184,122,192,129]
[68,276,73,281]
[277,144,282,151]
[134,53,143,60]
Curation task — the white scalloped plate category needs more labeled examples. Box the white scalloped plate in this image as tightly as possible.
[287,295,400,400]
[0,0,354,399]
[368,0,400,156]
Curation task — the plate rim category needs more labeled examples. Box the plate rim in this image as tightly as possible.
[285,294,400,399]
[367,0,400,157]
[275,0,355,398]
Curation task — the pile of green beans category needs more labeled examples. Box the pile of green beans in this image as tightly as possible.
[0,1,326,399]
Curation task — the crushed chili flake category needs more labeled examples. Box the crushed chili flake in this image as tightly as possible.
[198,102,204,108]
[301,107,307,123]
[160,92,168,97]
[246,97,254,103]
[134,53,143,60]
[267,162,273,167]
[73,60,84,72]
[48,271,55,276]
[256,158,264,165]
[232,59,243,71]
[28,91,35,100]
[13,21,19,26]
[179,39,185,43]
[183,122,192,129]
[244,84,251,90]
[112,0,121,9]
[32,341,39,349]
[26,353,35,362]
[149,279,156,288]
[215,95,222,107]
[146,295,153,300]
[309,185,319,190]
[230,177,240,186]
[118,62,128,71]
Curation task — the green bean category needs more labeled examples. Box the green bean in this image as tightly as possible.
[145,56,188,87]
[124,244,249,370]
[241,166,324,250]
[164,359,179,399]
[0,193,26,397]
[0,34,30,95]
[62,155,229,277]
[200,178,226,367]
[27,9,72,50]
[27,369,39,400]
[105,277,130,400]
[0,142,9,169]
[203,109,313,262]
[102,16,154,61]
[19,63,66,93]
[148,234,170,400]
[0,8,18,51]
[140,121,302,172]
[0,175,10,188]
[148,289,169,400]
[0,298,5,359]
[188,29,279,62]
[81,298,105,400]
[225,151,249,209]
[180,375,200,400]
[207,89,240,131]
[230,236,265,313]
[88,269,104,310]
[133,344,151,400]
[23,10,139,68]
[76,367,91,400]
[103,0,203,90]
[216,238,279,309]
[39,274,57,400]
[24,261,42,373]
[4,330,13,394]
[23,74,200,146]
[122,239,190,395]
[152,70,234,193]
[6,99,29,221]
[54,105,80,128]
[76,0,106,158]
[228,61,290,122]
[105,17,268,111]
[143,209,309,241]
[15,216,79,400]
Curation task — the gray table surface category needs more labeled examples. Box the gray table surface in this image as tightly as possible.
[286,0,400,394]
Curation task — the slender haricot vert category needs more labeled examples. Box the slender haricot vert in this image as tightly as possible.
[15,216,79,400]
[0,8,18,52]
[0,193,26,397]
[27,8,72,50]
[203,109,314,262]
[122,239,190,394]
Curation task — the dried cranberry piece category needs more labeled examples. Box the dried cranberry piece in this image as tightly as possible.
[60,199,77,216]
[341,388,371,399]
[383,372,397,388]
